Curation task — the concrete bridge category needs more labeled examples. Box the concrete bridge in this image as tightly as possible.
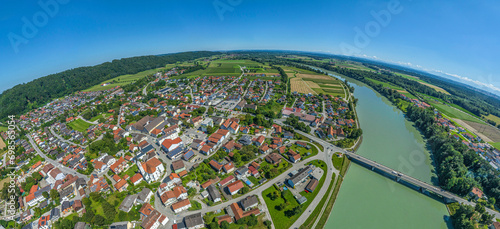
[345,153,500,219]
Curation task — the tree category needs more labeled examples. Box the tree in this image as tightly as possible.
[92,214,106,226]
[50,189,60,201]
[220,221,230,229]
[118,210,128,221]
[42,191,49,199]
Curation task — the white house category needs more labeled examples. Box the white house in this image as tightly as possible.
[139,157,165,183]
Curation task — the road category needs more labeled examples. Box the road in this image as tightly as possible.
[27,135,89,182]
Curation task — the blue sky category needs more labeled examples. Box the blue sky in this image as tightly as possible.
[1,0,499,94]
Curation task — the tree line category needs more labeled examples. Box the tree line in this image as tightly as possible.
[0,51,219,121]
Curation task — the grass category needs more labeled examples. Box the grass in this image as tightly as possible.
[83,67,163,92]
[489,142,500,151]
[0,177,11,189]
[332,153,344,171]
[89,113,112,122]
[0,126,8,132]
[67,119,92,132]
[189,200,202,211]
[484,114,500,125]
[119,164,138,178]
[430,101,485,124]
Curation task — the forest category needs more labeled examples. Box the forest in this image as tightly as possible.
[0,51,219,121]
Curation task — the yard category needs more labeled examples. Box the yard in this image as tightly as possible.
[67,119,93,132]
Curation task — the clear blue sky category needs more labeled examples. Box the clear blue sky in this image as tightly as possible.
[1,0,499,94]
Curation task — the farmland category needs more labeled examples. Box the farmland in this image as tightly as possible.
[291,78,316,94]
[295,73,346,98]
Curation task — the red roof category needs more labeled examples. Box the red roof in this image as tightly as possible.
[227,180,244,194]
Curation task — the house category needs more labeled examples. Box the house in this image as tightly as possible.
[183,150,195,161]
[161,137,183,153]
[109,157,127,174]
[207,184,222,203]
[238,135,253,146]
[139,157,165,183]
[295,141,310,149]
[265,153,282,165]
[172,199,191,213]
[166,146,184,160]
[209,160,223,172]
[141,209,169,229]
[248,166,260,177]
[163,173,182,190]
[240,195,258,211]
[119,194,138,212]
[226,180,244,195]
[184,213,204,229]
[288,150,301,163]
[131,173,144,185]
[200,144,213,156]
[171,160,186,173]
[223,140,236,153]
[253,135,265,146]
[223,162,235,173]
[469,187,484,200]
[114,179,129,192]
[200,118,213,132]
[137,188,153,204]
[160,186,188,206]
[283,131,294,139]
[236,166,249,177]
[219,175,236,187]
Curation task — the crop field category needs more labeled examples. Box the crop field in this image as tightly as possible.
[395,73,450,95]
[305,80,321,88]
[460,120,500,142]
[484,114,500,125]
[67,119,92,132]
[0,136,5,149]
[295,73,346,97]
[291,78,316,94]
[84,67,163,92]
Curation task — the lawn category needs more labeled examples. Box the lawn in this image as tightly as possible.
[67,119,92,132]
[119,164,138,178]
[262,186,300,229]
[89,113,112,122]
[83,67,163,92]
[484,114,500,125]
[0,126,7,132]
[332,153,344,171]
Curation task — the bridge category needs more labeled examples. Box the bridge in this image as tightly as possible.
[344,151,500,219]
[271,121,500,219]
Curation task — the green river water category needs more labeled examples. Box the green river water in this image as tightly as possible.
[325,74,453,229]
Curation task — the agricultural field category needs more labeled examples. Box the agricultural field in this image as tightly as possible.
[290,78,316,94]
[395,73,450,95]
[83,67,164,92]
[0,136,5,149]
[459,119,500,142]
[296,73,346,98]
[429,101,485,124]
[484,114,500,126]
[67,119,93,132]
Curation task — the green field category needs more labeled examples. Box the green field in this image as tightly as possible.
[429,101,485,124]
[484,114,500,125]
[83,67,164,92]
[67,119,92,132]
[489,142,500,151]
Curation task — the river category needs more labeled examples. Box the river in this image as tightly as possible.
[325,72,453,229]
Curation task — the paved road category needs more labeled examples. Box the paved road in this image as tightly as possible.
[27,135,89,182]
